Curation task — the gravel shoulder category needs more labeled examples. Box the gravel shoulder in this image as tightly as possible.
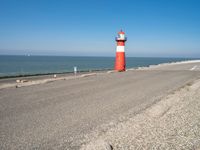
[81,79,200,150]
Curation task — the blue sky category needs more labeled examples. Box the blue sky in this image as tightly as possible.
[0,0,200,57]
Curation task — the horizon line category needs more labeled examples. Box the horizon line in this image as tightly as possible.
[0,54,199,59]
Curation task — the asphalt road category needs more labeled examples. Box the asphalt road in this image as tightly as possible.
[0,62,200,149]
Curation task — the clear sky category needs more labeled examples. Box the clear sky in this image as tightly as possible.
[0,0,200,57]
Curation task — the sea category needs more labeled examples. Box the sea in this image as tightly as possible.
[0,55,197,78]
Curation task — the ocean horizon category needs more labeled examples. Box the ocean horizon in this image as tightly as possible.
[0,55,198,78]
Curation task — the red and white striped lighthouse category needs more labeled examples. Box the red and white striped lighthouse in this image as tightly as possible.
[115,30,127,71]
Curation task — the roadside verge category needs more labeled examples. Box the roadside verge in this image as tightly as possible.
[81,79,200,149]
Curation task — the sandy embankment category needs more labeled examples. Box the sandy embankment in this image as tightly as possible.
[81,79,200,150]
[135,60,200,70]
[0,73,98,89]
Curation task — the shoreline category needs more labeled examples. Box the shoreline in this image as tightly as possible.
[0,68,111,79]
[1,59,200,80]
[0,59,199,90]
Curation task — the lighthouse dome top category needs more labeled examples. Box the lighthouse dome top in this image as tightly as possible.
[118,30,125,35]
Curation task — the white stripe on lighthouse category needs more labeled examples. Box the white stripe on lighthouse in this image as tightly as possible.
[116,46,125,52]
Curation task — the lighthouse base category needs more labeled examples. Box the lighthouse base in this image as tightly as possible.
[115,52,126,72]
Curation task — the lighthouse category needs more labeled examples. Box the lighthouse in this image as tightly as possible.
[115,30,127,71]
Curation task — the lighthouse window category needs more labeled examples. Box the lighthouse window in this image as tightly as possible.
[120,34,125,39]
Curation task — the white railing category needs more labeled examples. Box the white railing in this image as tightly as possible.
[115,37,127,41]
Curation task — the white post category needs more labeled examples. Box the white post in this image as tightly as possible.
[74,66,77,76]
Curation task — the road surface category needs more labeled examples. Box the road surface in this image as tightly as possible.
[0,61,200,149]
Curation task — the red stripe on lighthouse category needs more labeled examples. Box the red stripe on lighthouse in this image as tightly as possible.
[117,41,125,46]
[115,52,126,71]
